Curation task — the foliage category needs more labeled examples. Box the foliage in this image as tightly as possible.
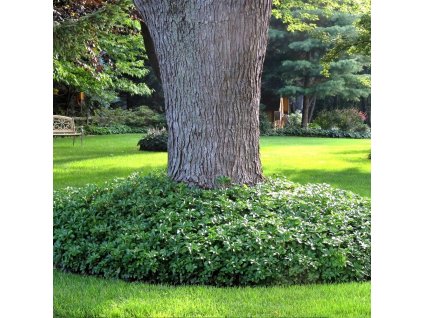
[277,13,370,100]
[353,123,371,133]
[321,13,371,76]
[271,0,371,78]
[138,128,168,151]
[273,0,371,76]
[53,0,151,106]
[84,124,144,135]
[272,0,370,32]
[267,127,370,139]
[308,122,322,129]
[259,106,273,135]
[286,111,303,128]
[314,108,369,131]
[127,106,166,128]
[91,106,166,129]
[262,13,370,128]
[54,173,370,286]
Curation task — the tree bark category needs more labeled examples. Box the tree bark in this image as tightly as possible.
[293,95,303,113]
[134,0,271,188]
[301,75,311,128]
[301,95,309,128]
[308,95,317,123]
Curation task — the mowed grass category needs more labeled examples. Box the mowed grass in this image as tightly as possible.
[54,134,370,196]
[54,271,370,318]
[261,136,370,197]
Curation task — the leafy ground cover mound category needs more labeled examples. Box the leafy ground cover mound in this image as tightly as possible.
[54,173,370,286]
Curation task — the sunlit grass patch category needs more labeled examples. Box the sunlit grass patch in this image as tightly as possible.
[54,271,370,318]
[54,134,370,196]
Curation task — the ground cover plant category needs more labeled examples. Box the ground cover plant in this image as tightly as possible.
[54,173,370,286]
[54,134,371,197]
[54,270,370,318]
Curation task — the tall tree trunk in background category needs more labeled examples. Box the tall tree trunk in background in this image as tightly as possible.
[308,95,317,123]
[301,75,311,128]
[134,0,271,188]
[366,95,371,127]
[301,95,310,128]
[292,95,303,113]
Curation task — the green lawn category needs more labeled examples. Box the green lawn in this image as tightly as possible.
[54,271,370,318]
[54,134,371,317]
[54,134,370,196]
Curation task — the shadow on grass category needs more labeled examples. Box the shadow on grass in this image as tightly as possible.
[326,148,372,165]
[331,148,371,155]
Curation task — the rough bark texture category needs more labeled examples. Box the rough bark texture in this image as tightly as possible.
[134,0,272,188]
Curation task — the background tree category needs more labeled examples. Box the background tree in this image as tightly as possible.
[262,11,370,127]
[272,0,369,31]
[321,7,370,75]
[53,0,151,115]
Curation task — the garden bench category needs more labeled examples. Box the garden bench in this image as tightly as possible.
[53,115,84,145]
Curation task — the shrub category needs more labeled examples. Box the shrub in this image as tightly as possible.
[314,108,368,131]
[313,110,338,130]
[267,127,370,139]
[126,106,167,128]
[308,122,322,129]
[285,111,302,128]
[54,173,370,286]
[138,128,168,151]
[353,123,371,133]
[84,124,134,135]
[259,107,273,135]
[91,106,166,130]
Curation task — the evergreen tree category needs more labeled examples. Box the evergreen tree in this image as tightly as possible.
[262,12,370,128]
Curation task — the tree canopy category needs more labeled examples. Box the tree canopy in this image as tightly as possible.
[273,0,370,76]
[262,8,370,126]
[53,0,151,107]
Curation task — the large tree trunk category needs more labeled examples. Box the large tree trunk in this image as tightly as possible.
[134,0,271,188]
